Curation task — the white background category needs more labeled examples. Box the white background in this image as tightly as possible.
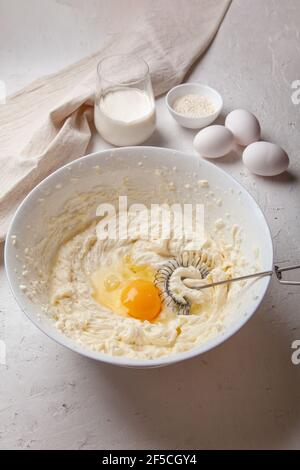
[1,0,300,449]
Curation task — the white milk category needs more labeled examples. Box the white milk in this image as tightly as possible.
[94,87,156,146]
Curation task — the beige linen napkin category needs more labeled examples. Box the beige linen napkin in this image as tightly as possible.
[0,0,231,242]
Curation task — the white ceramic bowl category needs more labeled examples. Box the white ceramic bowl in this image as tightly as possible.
[5,147,273,368]
[166,83,223,129]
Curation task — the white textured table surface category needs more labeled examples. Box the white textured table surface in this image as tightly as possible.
[1,0,300,450]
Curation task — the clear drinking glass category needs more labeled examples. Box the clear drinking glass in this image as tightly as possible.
[94,54,156,146]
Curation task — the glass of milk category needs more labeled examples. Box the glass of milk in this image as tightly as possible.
[94,54,156,146]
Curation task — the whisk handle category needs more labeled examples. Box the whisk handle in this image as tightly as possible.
[274,264,300,285]
[183,270,273,290]
[185,264,300,290]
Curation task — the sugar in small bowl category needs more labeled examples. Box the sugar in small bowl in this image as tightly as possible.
[166,83,223,129]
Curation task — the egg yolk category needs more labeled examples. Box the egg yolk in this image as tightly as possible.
[121,280,161,321]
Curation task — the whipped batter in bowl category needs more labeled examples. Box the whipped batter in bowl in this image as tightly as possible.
[5,147,273,367]
[49,209,244,359]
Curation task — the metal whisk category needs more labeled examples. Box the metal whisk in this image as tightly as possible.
[155,251,300,315]
[155,251,211,315]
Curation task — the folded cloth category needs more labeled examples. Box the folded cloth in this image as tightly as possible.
[0,0,231,241]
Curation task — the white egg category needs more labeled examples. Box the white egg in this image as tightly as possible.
[225,109,260,146]
[193,125,234,159]
[243,141,289,176]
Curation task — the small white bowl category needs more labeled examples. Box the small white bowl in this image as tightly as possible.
[166,83,223,129]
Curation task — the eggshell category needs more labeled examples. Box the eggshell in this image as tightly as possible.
[243,141,289,176]
[225,109,260,146]
[193,125,234,159]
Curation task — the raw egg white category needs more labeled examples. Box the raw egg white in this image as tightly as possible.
[193,125,234,158]
[225,109,261,146]
[91,257,161,321]
[243,141,289,176]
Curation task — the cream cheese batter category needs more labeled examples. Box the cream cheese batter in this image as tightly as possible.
[47,208,245,360]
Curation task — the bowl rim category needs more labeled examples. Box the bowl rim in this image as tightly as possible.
[166,83,223,121]
[4,146,273,368]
